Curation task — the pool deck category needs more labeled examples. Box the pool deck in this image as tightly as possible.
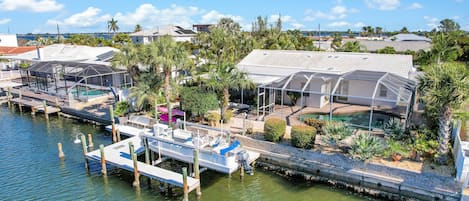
[264,103,403,126]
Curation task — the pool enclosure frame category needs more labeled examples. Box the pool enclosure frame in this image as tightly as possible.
[256,70,416,131]
[20,61,132,102]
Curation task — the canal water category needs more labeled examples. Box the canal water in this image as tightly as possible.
[0,106,373,201]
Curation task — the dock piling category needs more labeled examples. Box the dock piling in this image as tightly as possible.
[116,129,121,142]
[18,89,22,113]
[132,153,140,188]
[100,144,107,175]
[110,105,116,143]
[81,135,89,171]
[240,164,245,179]
[42,100,49,120]
[182,167,189,201]
[7,87,11,108]
[87,133,94,149]
[144,138,150,165]
[57,143,65,160]
[194,149,201,196]
[55,97,61,117]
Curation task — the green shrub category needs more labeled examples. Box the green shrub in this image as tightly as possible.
[322,121,353,146]
[263,118,286,142]
[303,118,325,134]
[291,125,317,148]
[180,87,218,119]
[114,101,130,117]
[384,139,410,158]
[414,129,438,158]
[350,134,384,160]
[206,112,220,127]
[222,109,233,122]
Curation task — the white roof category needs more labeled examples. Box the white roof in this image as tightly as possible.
[129,25,196,37]
[1,44,118,63]
[237,49,414,79]
[385,33,431,42]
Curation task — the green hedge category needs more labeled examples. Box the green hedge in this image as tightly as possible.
[291,125,317,148]
[264,118,286,142]
[222,109,233,122]
[303,118,324,134]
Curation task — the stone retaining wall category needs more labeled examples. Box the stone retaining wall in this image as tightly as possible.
[236,134,461,201]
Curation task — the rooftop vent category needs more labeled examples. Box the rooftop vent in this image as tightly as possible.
[362,57,368,60]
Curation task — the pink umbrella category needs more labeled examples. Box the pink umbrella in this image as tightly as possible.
[159,113,177,123]
[157,107,185,116]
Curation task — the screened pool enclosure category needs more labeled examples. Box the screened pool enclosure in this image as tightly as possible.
[256,70,416,130]
[20,61,131,102]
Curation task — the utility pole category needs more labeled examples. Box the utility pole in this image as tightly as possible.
[318,24,321,50]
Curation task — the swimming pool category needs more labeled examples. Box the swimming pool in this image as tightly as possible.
[71,89,107,97]
[300,111,399,129]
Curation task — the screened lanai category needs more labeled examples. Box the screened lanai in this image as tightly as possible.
[20,61,131,102]
[256,70,416,130]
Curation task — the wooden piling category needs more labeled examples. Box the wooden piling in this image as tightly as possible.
[57,143,65,160]
[7,87,11,108]
[42,100,49,120]
[100,144,107,175]
[55,97,61,117]
[116,129,121,142]
[110,105,116,143]
[240,163,245,178]
[81,135,89,171]
[182,167,189,201]
[144,138,150,165]
[193,149,201,196]
[87,133,94,148]
[129,141,134,160]
[18,89,22,113]
[132,153,140,188]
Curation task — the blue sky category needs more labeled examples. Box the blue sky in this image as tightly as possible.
[0,0,468,34]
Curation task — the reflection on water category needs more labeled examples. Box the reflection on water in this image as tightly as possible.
[0,106,372,201]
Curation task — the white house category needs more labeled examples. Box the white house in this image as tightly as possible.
[237,50,416,126]
[0,34,18,47]
[130,25,196,44]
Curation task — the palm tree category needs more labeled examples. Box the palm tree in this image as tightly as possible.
[147,36,191,128]
[339,41,362,52]
[400,26,409,33]
[375,27,383,37]
[129,72,163,110]
[107,18,119,38]
[418,62,468,164]
[134,24,142,32]
[112,44,142,84]
[431,32,462,63]
[205,62,254,118]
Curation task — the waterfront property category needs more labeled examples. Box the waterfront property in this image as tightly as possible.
[19,61,130,104]
[130,25,196,44]
[237,50,416,130]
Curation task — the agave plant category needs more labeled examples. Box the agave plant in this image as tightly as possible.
[322,121,353,146]
[384,118,402,136]
[349,134,384,160]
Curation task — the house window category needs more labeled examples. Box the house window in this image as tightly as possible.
[379,84,387,97]
[337,80,348,101]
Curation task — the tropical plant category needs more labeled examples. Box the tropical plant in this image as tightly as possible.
[205,62,253,118]
[384,118,403,139]
[418,62,469,164]
[180,87,218,120]
[439,18,460,33]
[286,91,301,106]
[400,26,409,33]
[377,46,396,54]
[107,17,119,37]
[114,101,130,117]
[349,134,384,160]
[264,118,286,142]
[134,24,142,32]
[112,33,131,47]
[206,112,221,127]
[112,43,142,84]
[129,72,163,111]
[384,139,409,160]
[322,121,353,146]
[291,125,316,149]
[338,41,363,52]
[430,32,462,63]
[222,109,233,123]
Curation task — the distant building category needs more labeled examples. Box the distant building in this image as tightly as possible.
[353,40,431,52]
[129,25,196,44]
[385,33,431,42]
[192,24,213,33]
[0,34,18,47]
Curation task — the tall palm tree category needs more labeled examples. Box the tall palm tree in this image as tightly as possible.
[112,44,142,84]
[107,18,119,38]
[205,62,254,118]
[129,72,163,110]
[431,32,462,63]
[134,24,142,32]
[147,36,191,128]
[418,62,468,164]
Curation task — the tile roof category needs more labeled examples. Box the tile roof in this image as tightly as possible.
[0,46,40,55]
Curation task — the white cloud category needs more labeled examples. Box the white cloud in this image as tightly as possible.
[407,2,422,9]
[291,23,305,29]
[423,16,439,29]
[353,22,366,27]
[0,18,11,24]
[47,7,110,28]
[452,16,460,20]
[116,4,204,29]
[0,0,63,12]
[328,21,350,27]
[269,14,293,23]
[365,0,400,10]
[304,5,358,22]
[200,10,243,25]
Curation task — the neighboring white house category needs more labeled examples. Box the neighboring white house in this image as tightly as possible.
[0,34,18,47]
[130,25,196,44]
[385,33,431,42]
[0,44,118,64]
[237,50,416,122]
